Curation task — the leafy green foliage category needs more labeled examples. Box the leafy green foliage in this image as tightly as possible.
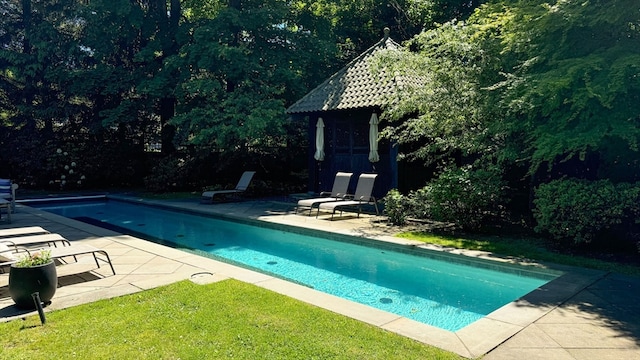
[15,250,52,267]
[375,1,640,248]
[167,1,335,154]
[487,0,640,177]
[533,179,640,246]
[375,20,493,167]
[143,154,201,193]
[386,166,507,231]
[383,189,408,225]
[46,147,87,190]
[414,166,507,231]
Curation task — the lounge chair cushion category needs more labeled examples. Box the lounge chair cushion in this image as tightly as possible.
[0,179,12,199]
[0,226,49,238]
[1,233,70,248]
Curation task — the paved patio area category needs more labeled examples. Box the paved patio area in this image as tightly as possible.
[1,197,638,359]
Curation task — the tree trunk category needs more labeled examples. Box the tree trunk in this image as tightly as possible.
[155,0,181,155]
[160,97,176,154]
[22,0,31,53]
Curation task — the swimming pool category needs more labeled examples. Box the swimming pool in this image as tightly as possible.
[33,198,557,332]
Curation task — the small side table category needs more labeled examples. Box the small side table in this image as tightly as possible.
[0,198,11,223]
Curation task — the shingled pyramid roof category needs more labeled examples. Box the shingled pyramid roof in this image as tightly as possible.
[286,30,408,114]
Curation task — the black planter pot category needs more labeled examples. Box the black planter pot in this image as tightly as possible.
[8,261,58,309]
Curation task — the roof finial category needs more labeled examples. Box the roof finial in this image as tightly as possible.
[383,27,390,41]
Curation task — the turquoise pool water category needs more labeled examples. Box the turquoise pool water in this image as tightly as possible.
[34,199,556,331]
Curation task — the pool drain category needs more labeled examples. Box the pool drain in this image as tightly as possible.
[190,272,216,285]
[267,261,278,265]
[379,298,393,304]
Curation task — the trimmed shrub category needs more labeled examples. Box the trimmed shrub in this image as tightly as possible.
[533,179,640,246]
[383,189,408,225]
[406,186,431,220]
[408,166,507,231]
[428,166,506,230]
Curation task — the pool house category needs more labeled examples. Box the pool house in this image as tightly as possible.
[286,29,426,199]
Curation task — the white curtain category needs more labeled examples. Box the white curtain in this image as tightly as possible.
[314,117,325,161]
[368,113,380,163]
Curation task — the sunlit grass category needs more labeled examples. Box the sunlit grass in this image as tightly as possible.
[0,280,462,360]
[397,231,640,277]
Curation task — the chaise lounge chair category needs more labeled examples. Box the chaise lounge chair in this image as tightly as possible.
[1,233,71,249]
[295,172,353,216]
[201,171,256,203]
[317,173,379,219]
[0,179,18,223]
[0,238,116,275]
[0,226,50,238]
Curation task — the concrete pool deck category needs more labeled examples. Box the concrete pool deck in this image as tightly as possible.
[0,197,638,359]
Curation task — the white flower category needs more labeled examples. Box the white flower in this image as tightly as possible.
[69,169,74,174]
[64,165,69,170]
[61,175,66,180]
[80,175,86,180]
[77,180,82,185]
[61,180,66,185]
[63,152,68,156]
[71,162,76,167]
[49,180,54,185]
[57,148,62,154]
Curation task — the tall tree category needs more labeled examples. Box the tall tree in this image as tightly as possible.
[168,0,336,159]
[491,0,640,182]
[0,0,92,180]
[379,0,640,181]
[376,0,640,243]
[374,17,498,168]
[141,0,182,154]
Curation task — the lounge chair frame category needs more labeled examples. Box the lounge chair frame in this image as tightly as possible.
[201,171,256,203]
[0,238,116,276]
[47,244,116,276]
[295,172,353,215]
[317,174,380,219]
[0,179,18,223]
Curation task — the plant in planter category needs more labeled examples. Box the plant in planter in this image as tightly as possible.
[9,250,58,309]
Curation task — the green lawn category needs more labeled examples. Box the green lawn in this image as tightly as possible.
[0,280,462,360]
[397,231,640,277]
